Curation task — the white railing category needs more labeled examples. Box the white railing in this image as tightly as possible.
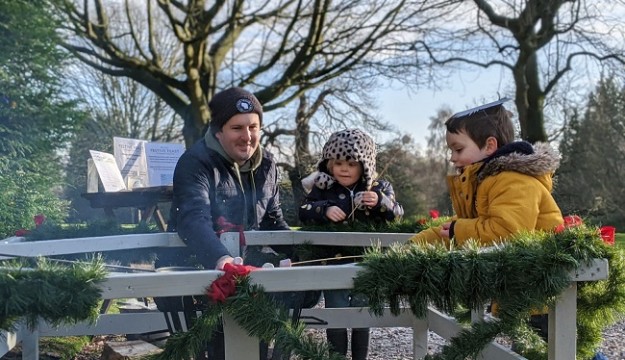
[0,231,609,360]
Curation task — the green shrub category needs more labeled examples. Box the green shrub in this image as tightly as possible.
[0,169,68,238]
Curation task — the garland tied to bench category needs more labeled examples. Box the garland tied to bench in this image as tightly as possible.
[151,225,625,360]
[1,223,622,359]
[0,257,106,331]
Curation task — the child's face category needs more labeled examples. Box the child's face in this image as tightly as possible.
[329,159,363,187]
[446,130,490,171]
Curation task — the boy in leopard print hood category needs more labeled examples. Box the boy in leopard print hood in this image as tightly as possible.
[298,128,404,360]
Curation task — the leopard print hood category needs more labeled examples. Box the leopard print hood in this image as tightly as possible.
[302,129,377,191]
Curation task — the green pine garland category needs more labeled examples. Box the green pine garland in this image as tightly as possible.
[2,224,623,360]
[293,220,424,264]
[148,278,345,360]
[153,225,625,360]
[355,226,625,360]
[0,257,106,331]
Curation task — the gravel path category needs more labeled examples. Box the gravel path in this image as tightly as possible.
[2,322,623,359]
[305,318,625,359]
[2,313,623,359]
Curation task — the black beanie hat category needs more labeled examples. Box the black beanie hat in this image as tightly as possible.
[209,87,263,135]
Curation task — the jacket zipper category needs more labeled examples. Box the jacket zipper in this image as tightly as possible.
[233,163,248,229]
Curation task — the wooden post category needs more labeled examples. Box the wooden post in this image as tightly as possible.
[548,283,577,360]
[223,313,258,360]
[412,317,429,358]
[21,324,39,360]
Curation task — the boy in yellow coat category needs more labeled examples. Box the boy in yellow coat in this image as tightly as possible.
[410,98,565,340]
[410,98,563,248]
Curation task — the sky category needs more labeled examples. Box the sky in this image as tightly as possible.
[376,66,510,149]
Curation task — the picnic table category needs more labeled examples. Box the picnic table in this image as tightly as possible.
[81,186,172,231]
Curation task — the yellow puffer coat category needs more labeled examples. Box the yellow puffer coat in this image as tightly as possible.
[410,142,563,248]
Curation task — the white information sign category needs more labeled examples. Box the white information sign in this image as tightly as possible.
[88,150,127,192]
[113,137,148,189]
[144,142,185,186]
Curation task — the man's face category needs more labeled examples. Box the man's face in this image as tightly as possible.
[215,113,261,165]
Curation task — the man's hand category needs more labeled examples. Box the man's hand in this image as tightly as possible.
[215,255,235,270]
[325,206,347,222]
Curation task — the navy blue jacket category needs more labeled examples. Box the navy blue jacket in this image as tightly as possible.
[162,140,289,269]
[299,179,402,225]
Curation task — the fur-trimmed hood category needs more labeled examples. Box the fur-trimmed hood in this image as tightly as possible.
[477,141,560,185]
[302,129,377,192]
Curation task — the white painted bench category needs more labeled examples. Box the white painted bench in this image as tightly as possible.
[0,231,608,359]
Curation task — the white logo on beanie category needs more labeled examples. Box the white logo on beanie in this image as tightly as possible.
[236,98,254,113]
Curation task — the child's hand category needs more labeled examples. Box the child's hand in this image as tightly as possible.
[439,221,451,238]
[354,191,379,208]
[326,206,347,222]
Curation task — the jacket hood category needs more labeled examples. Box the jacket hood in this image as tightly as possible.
[478,141,560,186]
[310,129,377,190]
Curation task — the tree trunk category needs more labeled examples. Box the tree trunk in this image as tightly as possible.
[289,96,316,224]
[513,53,547,144]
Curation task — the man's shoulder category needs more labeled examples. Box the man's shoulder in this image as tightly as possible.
[259,149,279,169]
[261,148,276,161]
[180,140,220,163]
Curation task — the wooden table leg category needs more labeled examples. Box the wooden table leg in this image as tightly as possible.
[153,207,167,231]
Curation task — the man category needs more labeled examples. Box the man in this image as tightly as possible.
[157,87,291,359]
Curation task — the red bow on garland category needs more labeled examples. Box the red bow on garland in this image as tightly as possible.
[554,215,615,246]
[206,263,257,303]
[215,216,246,247]
[600,226,616,246]
[14,214,46,237]
[417,209,440,225]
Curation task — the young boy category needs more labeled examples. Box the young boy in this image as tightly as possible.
[299,128,403,360]
[410,99,564,341]
[409,99,563,247]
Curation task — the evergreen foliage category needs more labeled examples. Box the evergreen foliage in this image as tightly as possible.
[24,219,159,241]
[292,220,424,264]
[0,0,85,237]
[0,256,106,331]
[355,226,624,360]
[154,225,625,360]
[555,75,625,228]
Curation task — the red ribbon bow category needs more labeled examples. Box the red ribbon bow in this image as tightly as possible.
[215,216,246,247]
[554,215,584,233]
[14,214,46,237]
[554,215,616,246]
[206,263,257,303]
[600,226,616,246]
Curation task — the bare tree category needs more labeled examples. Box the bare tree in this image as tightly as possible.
[263,77,392,217]
[66,62,183,142]
[415,0,625,143]
[51,0,453,148]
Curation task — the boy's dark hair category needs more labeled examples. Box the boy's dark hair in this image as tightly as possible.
[445,104,515,149]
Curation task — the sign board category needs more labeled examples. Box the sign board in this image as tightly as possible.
[88,150,127,192]
[113,137,148,189]
[144,142,185,186]
[90,138,185,191]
